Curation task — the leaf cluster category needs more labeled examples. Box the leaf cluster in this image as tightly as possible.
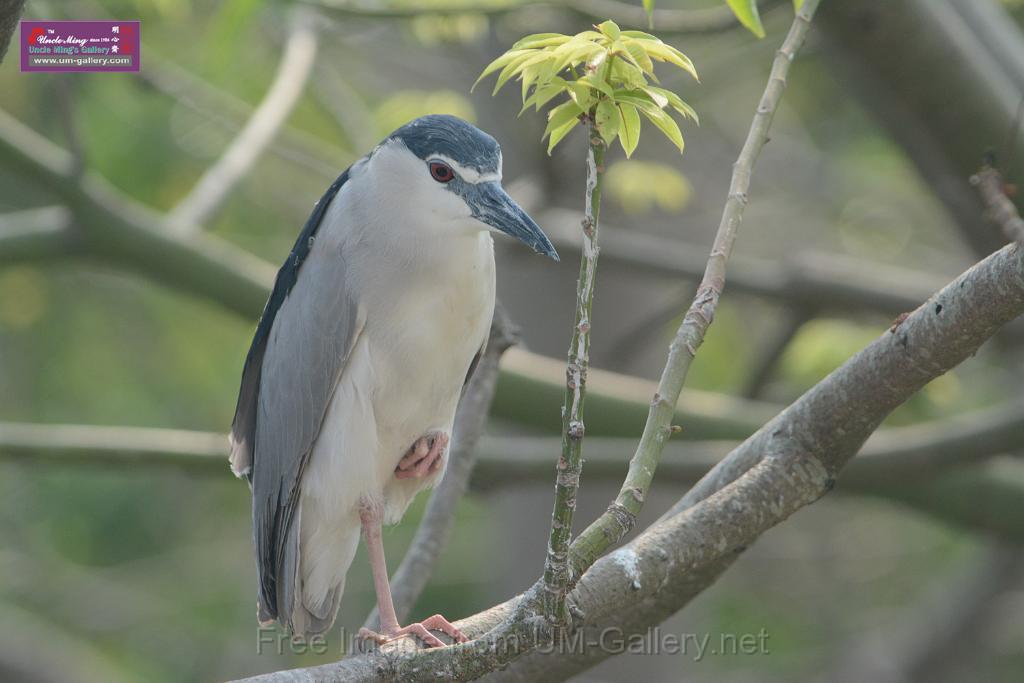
[475,20,698,157]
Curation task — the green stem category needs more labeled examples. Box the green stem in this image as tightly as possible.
[566,0,822,583]
[541,120,605,623]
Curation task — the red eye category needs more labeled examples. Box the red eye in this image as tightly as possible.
[429,161,455,183]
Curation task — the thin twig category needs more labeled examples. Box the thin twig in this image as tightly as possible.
[362,307,520,631]
[971,163,1024,243]
[169,9,320,230]
[567,0,822,583]
[542,123,605,623]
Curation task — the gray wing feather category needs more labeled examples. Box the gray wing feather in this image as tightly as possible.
[253,245,362,630]
[229,169,361,630]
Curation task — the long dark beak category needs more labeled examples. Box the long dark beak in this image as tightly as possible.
[470,182,559,261]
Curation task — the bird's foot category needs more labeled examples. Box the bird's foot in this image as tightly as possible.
[395,431,448,480]
[357,614,468,648]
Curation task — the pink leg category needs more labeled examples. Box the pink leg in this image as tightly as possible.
[356,504,468,648]
[395,432,448,480]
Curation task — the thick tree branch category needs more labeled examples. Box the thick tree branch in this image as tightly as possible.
[567,0,821,583]
[168,10,320,230]
[363,307,520,630]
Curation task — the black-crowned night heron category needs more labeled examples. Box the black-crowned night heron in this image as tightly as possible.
[229,115,558,646]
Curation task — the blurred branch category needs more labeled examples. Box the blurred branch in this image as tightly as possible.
[363,306,519,631]
[309,64,378,152]
[568,0,821,585]
[820,543,1024,683]
[0,422,226,470]
[141,54,342,179]
[541,207,944,314]
[310,0,744,33]
[0,0,24,63]
[0,107,276,316]
[819,0,1024,258]
[169,10,319,230]
[0,206,76,264]
[972,163,1024,243]
[5,420,1024,543]
[741,307,812,398]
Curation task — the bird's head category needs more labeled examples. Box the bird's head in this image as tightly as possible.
[370,114,559,261]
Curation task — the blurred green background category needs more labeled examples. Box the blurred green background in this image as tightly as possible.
[2,1,1024,682]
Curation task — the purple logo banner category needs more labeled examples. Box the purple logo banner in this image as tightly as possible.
[21,20,140,73]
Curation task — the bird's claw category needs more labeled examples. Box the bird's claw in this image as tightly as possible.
[395,432,448,479]
[357,614,468,649]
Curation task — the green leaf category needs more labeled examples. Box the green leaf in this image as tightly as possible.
[725,0,766,38]
[547,117,579,154]
[565,81,598,111]
[544,100,584,139]
[597,20,621,40]
[642,0,655,29]
[645,86,699,124]
[639,106,684,154]
[609,59,647,90]
[577,74,614,99]
[473,49,530,91]
[512,33,571,50]
[621,30,660,41]
[642,42,699,81]
[520,82,566,114]
[640,85,668,108]
[595,99,620,145]
[617,102,641,157]
[492,51,546,95]
[622,42,655,77]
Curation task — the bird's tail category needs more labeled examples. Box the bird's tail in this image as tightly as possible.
[267,504,361,638]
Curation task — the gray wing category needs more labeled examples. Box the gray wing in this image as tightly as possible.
[228,169,361,627]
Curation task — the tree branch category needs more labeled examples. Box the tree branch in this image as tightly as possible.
[362,307,520,631]
[168,10,320,230]
[0,206,76,264]
[567,0,822,583]
[972,162,1024,243]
